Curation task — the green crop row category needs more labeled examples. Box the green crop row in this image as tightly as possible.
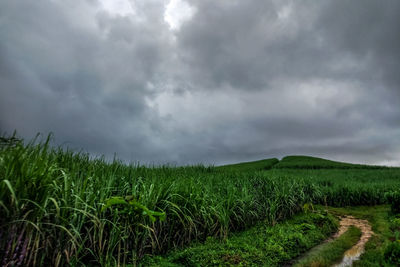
[267,169,400,206]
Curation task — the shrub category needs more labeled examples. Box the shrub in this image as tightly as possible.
[384,240,400,265]
[390,218,400,231]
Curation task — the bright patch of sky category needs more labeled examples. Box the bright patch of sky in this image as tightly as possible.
[99,0,136,16]
[277,3,292,20]
[164,0,196,30]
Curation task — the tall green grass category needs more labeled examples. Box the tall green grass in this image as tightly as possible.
[1,135,399,265]
[267,169,400,206]
[0,135,319,266]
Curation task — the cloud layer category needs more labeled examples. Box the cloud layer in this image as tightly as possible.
[1,0,400,165]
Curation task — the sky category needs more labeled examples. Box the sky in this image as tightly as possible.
[1,0,400,166]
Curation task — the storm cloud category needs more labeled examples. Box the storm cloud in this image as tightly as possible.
[1,0,399,165]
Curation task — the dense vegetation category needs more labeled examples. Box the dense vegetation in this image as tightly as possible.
[294,226,361,267]
[144,211,338,266]
[0,135,318,266]
[1,134,400,266]
[268,168,400,206]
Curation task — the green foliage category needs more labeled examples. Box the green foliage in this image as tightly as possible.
[0,134,320,266]
[270,168,400,206]
[143,211,338,266]
[302,202,314,213]
[385,191,400,214]
[1,134,399,265]
[390,218,400,232]
[0,133,21,147]
[102,196,166,222]
[294,226,361,267]
[385,217,400,266]
[384,240,400,265]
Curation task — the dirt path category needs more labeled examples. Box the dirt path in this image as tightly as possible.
[290,215,374,267]
[332,216,373,267]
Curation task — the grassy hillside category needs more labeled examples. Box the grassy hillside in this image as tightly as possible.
[274,155,388,169]
[216,158,279,172]
[218,155,392,170]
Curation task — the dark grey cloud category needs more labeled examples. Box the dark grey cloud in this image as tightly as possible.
[0,0,171,162]
[1,0,400,166]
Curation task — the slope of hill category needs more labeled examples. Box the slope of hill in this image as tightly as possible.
[274,155,387,169]
[218,155,389,171]
[216,158,279,171]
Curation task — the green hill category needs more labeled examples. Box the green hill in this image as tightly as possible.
[273,155,386,169]
[217,158,279,171]
[218,155,390,171]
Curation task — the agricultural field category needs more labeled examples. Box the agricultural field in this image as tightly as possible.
[1,135,400,266]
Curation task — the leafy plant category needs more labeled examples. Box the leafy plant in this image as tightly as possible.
[390,218,400,231]
[384,240,400,265]
[102,196,166,222]
[302,203,314,213]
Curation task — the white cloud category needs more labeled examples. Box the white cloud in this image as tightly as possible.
[164,0,196,30]
[99,0,136,16]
